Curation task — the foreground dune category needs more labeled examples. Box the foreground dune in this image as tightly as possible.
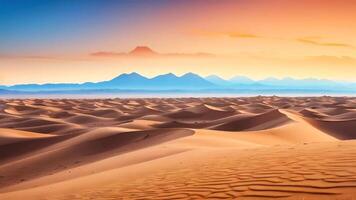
[0,97,355,199]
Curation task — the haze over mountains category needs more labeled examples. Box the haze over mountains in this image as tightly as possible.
[0,72,355,94]
[1,46,354,95]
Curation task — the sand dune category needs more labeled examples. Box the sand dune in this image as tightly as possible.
[164,103,236,120]
[305,118,356,140]
[210,109,291,131]
[0,128,56,146]
[0,97,355,199]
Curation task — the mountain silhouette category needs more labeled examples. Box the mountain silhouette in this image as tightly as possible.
[94,72,150,89]
[128,46,158,56]
[229,76,255,85]
[90,46,213,58]
[1,72,355,92]
[206,75,230,86]
[149,72,215,89]
[109,72,149,83]
[3,72,215,91]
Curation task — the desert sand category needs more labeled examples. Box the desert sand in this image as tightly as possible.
[0,96,356,199]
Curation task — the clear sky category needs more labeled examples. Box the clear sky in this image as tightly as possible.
[1,0,356,85]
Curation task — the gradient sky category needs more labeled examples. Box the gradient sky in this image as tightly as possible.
[1,0,356,85]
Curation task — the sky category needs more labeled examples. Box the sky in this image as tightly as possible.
[1,0,356,85]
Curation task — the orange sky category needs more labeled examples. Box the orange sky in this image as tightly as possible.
[1,0,356,85]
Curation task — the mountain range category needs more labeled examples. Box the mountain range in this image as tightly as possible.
[0,72,355,94]
[0,72,216,91]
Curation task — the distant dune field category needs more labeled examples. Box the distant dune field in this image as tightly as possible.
[0,97,356,199]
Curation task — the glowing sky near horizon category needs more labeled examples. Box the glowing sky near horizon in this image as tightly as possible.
[1,0,356,85]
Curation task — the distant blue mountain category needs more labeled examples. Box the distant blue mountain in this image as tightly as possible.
[229,76,255,85]
[7,83,81,91]
[2,72,215,91]
[177,73,216,88]
[205,75,257,86]
[205,75,353,90]
[205,75,231,86]
[257,77,347,89]
[1,72,355,94]
[0,89,24,94]
[93,72,150,89]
